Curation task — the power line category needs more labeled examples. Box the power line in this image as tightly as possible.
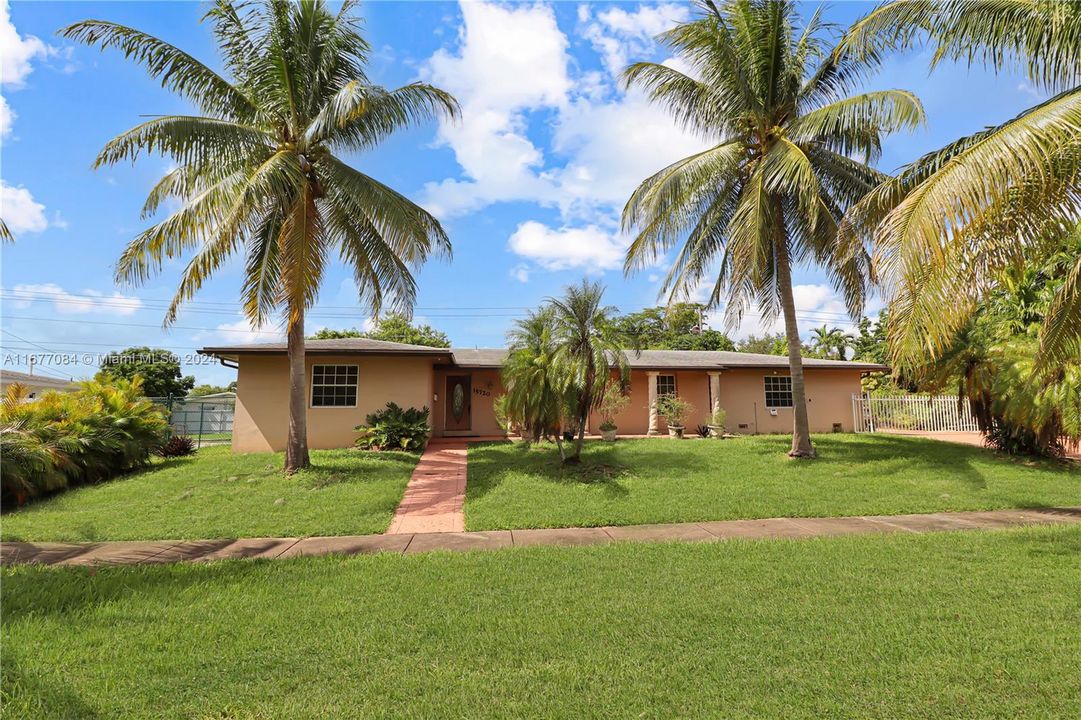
[0,330,77,380]
[0,288,865,321]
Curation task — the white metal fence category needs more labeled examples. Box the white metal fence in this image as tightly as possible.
[148,395,235,447]
[852,394,980,433]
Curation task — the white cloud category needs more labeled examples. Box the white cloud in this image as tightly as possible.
[10,283,144,316]
[421,1,707,238]
[552,89,711,213]
[509,264,530,283]
[421,2,571,217]
[0,93,13,138]
[581,3,689,76]
[507,221,628,272]
[0,0,47,90]
[212,317,285,344]
[0,182,48,234]
[701,283,873,340]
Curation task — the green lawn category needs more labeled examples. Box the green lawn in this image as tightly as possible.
[3,526,1080,718]
[466,434,1080,530]
[0,446,417,542]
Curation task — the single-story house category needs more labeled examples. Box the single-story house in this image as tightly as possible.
[200,338,887,453]
[0,370,79,399]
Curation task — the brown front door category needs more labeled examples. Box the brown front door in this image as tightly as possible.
[445,375,471,431]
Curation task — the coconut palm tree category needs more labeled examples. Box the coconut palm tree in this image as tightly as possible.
[810,325,852,360]
[837,0,1081,372]
[62,0,458,472]
[621,0,923,457]
[548,280,631,463]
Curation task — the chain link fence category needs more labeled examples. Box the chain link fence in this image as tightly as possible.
[148,395,235,448]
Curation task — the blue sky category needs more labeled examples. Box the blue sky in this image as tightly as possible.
[1,0,1043,386]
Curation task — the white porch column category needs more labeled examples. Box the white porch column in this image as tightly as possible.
[707,371,722,416]
[646,371,660,436]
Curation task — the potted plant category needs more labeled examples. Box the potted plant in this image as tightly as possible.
[707,407,727,438]
[657,394,693,439]
[597,383,630,442]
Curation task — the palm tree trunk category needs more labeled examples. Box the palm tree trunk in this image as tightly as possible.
[568,364,595,463]
[773,204,816,459]
[284,304,311,473]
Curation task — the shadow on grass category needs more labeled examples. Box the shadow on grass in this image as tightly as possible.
[466,439,704,501]
[0,554,286,623]
[0,455,198,517]
[468,434,1080,505]
[1,652,102,719]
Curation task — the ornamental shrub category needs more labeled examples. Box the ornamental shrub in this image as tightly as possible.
[1,377,170,506]
[354,403,430,451]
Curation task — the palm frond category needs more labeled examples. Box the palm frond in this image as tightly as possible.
[788,89,924,162]
[305,81,459,150]
[95,115,274,170]
[60,20,256,119]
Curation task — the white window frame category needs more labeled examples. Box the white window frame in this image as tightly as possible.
[763,375,793,409]
[310,364,359,408]
[656,374,677,397]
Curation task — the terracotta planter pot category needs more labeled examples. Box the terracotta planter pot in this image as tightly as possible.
[668,426,685,439]
[601,428,618,442]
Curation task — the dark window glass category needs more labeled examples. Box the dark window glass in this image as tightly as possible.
[311,365,359,407]
[764,376,793,408]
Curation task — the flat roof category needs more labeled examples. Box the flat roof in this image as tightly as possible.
[201,340,888,372]
[0,370,78,388]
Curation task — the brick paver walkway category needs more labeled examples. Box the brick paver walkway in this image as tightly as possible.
[3,507,1078,568]
[385,440,468,534]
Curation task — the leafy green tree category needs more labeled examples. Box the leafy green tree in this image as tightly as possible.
[737,333,789,356]
[549,281,632,463]
[188,382,237,396]
[838,0,1081,371]
[96,347,195,398]
[852,314,889,365]
[65,1,458,472]
[914,238,1081,456]
[311,313,450,347]
[614,303,735,350]
[621,0,922,458]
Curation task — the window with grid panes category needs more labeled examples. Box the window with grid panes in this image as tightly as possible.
[311,365,358,407]
[763,375,793,408]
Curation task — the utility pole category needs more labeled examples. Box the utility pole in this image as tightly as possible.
[28,356,35,377]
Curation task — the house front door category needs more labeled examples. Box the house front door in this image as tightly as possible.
[445,375,472,432]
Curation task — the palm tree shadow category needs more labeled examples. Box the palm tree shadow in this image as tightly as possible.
[2,653,102,719]
[466,439,702,501]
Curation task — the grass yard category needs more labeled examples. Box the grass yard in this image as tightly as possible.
[466,434,1080,530]
[3,526,1080,718]
[0,446,417,542]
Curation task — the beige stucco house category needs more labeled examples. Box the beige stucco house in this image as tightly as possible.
[201,338,887,453]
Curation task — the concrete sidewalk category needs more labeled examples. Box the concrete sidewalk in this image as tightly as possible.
[3,507,1079,568]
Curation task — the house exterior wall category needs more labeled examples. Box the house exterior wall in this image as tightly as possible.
[232,355,866,451]
[588,367,863,435]
[717,368,861,434]
[232,354,435,453]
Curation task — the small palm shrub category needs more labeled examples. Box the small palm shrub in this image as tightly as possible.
[157,435,197,458]
[1,378,170,506]
[355,403,430,451]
